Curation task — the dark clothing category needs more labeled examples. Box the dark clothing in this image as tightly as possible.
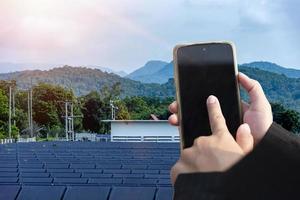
[174,123,300,200]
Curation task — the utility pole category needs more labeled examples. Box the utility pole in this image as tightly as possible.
[64,101,81,141]
[71,103,74,140]
[110,100,118,120]
[12,88,15,126]
[65,102,68,141]
[30,87,33,137]
[27,84,33,138]
[28,90,31,136]
[8,85,12,139]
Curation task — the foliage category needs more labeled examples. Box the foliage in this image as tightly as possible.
[81,91,103,133]
[123,96,174,120]
[271,103,300,133]
[32,83,74,131]
[0,67,299,138]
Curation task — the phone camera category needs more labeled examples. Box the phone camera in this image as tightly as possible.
[202,48,206,51]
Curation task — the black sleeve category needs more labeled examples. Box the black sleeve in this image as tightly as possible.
[174,123,300,200]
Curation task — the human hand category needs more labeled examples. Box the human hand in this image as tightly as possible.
[170,95,254,185]
[238,72,273,144]
[168,73,273,144]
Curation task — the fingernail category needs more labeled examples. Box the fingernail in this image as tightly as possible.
[239,72,249,79]
[207,95,217,104]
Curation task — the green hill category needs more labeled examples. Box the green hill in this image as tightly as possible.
[0,64,299,112]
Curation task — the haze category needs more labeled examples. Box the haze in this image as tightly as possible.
[0,0,299,73]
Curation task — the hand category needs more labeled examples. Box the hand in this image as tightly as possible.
[170,95,254,185]
[238,73,273,144]
[169,73,273,144]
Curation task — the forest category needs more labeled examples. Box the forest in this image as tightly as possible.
[0,80,299,140]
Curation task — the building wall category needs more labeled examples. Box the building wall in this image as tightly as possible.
[106,120,179,142]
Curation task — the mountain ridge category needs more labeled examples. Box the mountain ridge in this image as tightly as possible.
[0,62,299,112]
[126,60,300,84]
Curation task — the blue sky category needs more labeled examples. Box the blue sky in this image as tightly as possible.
[0,0,299,72]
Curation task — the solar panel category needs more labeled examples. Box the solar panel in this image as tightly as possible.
[47,169,75,173]
[109,187,156,200]
[103,169,131,174]
[156,187,174,200]
[145,174,170,179]
[17,186,65,200]
[0,172,18,177]
[89,178,123,184]
[131,169,159,174]
[123,178,157,186]
[45,163,70,169]
[82,173,112,178]
[121,164,147,169]
[0,185,20,200]
[0,177,18,183]
[148,165,171,170]
[0,168,18,172]
[19,177,53,183]
[53,178,88,184]
[158,179,172,185]
[19,169,46,173]
[75,169,102,173]
[96,164,122,169]
[51,172,81,178]
[0,141,180,200]
[70,164,96,169]
[63,186,110,200]
[19,164,44,168]
[0,164,17,168]
[19,173,50,178]
[113,174,144,178]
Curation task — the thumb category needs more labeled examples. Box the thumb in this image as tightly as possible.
[236,123,254,154]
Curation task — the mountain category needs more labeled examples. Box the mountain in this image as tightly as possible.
[238,66,300,112]
[126,60,173,84]
[150,61,174,84]
[126,60,300,112]
[127,60,300,84]
[0,66,173,98]
[0,63,299,112]
[87,65,127,77]
[0,62,128,77]
[242,61,300,78]
[126,60,168,83]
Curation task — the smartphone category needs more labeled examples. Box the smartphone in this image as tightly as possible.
[173,41,242,149]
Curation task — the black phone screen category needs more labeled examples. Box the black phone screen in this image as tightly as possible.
[176,43,242,148]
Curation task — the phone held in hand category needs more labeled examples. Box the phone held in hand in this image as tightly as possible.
[173,41,242,149]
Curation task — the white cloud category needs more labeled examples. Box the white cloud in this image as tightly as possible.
[0,0,299,72]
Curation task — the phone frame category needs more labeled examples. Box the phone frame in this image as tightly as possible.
[173,41,241,150]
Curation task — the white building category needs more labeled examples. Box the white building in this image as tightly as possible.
[102,120,179,142]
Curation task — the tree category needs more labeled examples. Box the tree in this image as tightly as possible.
[271,103,300,133]
[115,101,130,120]
[31,83,75,137]
[81,91,103,132]
[0,89,8,138]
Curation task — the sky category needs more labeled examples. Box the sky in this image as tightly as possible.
[0,0,299,73]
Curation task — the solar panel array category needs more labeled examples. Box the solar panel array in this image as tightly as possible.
[0,142,179,200]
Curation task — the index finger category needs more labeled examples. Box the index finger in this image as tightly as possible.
[206,95,229,135]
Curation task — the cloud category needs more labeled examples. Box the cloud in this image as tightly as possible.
[0,0,299,72]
